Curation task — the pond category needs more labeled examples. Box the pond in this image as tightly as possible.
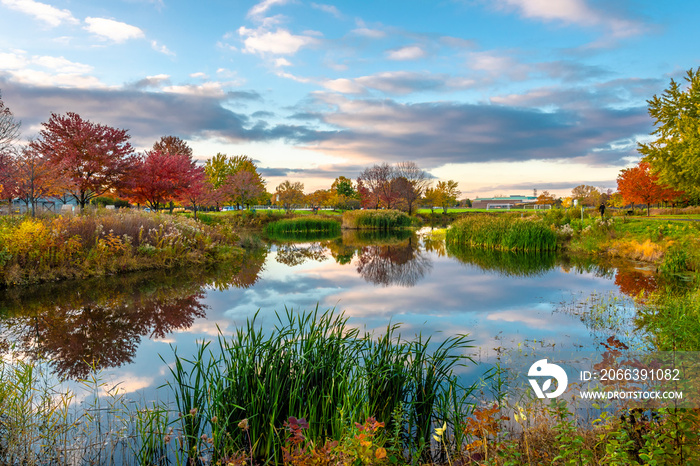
[0,228,656,401]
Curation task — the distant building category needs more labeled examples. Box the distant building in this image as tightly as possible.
[471,195,538,209]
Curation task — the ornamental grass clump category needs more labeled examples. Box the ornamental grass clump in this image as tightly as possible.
[446,215,557,252]
[342,210,412,230]
[165,307,475,465]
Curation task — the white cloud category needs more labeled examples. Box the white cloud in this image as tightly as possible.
[150,40,175,56]
[31,55,93,74]
[238,26,318,55]
[321,71,476,95]
[84,17,145,43]
[7,68,104,88]
[163,82,229,97]
[190,72,208,79]
[0,51,29,69]
[0,0,78,27]
[494,0,644,39]
[274,57,292,67]
[311,3,341,18]
[351,19,385,39]
[468,51,531,81]
[386,45,426,61]
[247,0,290,20]
[322,78,365,94]
[0,51,100,88]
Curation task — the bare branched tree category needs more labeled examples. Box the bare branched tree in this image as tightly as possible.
[0,91,21,156]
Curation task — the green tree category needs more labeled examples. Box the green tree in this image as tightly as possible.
[639,68,700,197]
[437,180,460,213]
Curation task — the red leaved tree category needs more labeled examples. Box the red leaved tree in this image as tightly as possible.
[617,161,684,216]
[178,167,216,220]
[30,112,136,208]
[125,150,200,211]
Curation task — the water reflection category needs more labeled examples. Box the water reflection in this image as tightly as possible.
[355,237,432,287]
[0,251,267,379]
[446,244,558,277]
[0,229,676,384]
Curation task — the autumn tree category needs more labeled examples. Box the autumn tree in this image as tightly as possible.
[178,167,213,221]
[571,185,600,207]
[536,190,556,205]
[14,145,66,216]
[638,68,700,197]
[393,161,429,215]
[30,112,136,208]
[153,135,193,158]
[424,180,460,214]
[617,161,683,216]
[275,180,305,212]
[330,176,358,210]
[152,135,196,212]
[125,150,200,211]
[223,169,265,209]
[357,164,392,209]
[307,189,332,211]
[204,153,265,208]
[0,91,20,157]
[0,92,20,205]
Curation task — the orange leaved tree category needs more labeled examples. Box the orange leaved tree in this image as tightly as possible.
[617,161,684,216]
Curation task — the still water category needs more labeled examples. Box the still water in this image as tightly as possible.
[0,228,654,399]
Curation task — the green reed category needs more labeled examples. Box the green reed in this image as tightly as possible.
[165,307,475,464]
[265,216,341,236]
[446,215,557,252]
[342,209,413,230]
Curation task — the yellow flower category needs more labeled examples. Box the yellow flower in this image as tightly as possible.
[433,422,447,442]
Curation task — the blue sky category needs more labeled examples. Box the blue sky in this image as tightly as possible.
[0,0,698,198]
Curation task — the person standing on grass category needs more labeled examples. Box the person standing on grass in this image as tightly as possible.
[598,203,605,220]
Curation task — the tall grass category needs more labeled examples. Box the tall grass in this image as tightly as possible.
[0,210,240,287]
[265,216,341,236]
[165,307,475,464]
[342,209,412,230]
[446,215,557,252]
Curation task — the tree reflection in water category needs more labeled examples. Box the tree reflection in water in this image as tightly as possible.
[0,249,267,379]
[354,235,432,287]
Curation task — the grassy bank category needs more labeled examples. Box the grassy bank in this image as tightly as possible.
[0,210,241,287]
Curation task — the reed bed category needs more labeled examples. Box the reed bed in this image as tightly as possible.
[265,216,341,236]
[446,215,557,252]
[165,307,475,465]
[342,209,412,230]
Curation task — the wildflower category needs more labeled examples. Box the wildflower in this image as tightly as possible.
[238,418,249,431]
[433,422,447,442]
[211,415,218,424]
[189,407,198,416]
